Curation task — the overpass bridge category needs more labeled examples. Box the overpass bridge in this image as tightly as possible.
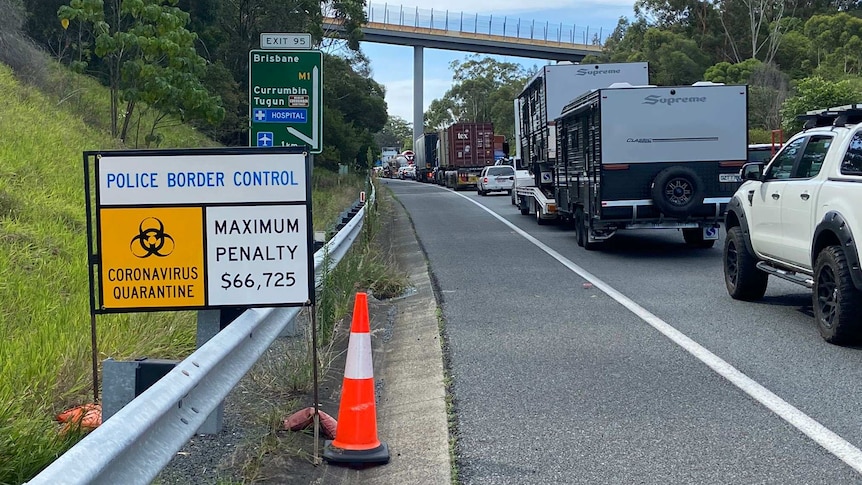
[324,3,608,143]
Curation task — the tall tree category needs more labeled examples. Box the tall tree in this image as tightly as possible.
[715,0,789,64]
[374,116,412,150]
[318,53,387,171]
[58,0,224,143]
[804,13,862,76]
[425,55,530,142]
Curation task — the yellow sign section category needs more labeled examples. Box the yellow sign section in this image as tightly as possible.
[100,207,205,309]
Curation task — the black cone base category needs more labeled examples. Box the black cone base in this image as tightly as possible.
[322,440,390,466]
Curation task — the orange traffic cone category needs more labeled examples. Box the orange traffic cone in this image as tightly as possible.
[323,292,390,466]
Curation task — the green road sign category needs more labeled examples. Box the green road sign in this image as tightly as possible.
[249,50,323,153]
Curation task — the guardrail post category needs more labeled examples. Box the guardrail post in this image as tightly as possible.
[194,309,244,434]
[101,358,138,421]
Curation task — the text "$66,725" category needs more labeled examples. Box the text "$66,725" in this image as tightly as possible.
[220,272,296,290]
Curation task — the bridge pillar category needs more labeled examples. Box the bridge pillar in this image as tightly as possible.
[413,45,424,145]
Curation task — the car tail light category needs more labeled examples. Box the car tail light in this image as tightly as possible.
[483,177,488,183]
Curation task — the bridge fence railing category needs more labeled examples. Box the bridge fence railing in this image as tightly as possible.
[366,2,610,46]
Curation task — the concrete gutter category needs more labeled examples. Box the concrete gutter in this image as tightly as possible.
[318,190,452,484]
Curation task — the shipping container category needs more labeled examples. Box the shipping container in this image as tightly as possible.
[442,122,495,169]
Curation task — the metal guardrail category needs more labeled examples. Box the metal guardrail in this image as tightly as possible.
[25,185,375,485]
[366,2,610,46]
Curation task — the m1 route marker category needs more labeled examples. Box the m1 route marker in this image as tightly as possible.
[249,50,323,153]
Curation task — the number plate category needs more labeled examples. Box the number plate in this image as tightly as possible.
[703,225,719,240]
[719,174,741,183]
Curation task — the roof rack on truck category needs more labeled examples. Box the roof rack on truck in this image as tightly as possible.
[798,104,862,129]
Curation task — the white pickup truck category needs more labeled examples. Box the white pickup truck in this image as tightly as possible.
[723,104,862,345]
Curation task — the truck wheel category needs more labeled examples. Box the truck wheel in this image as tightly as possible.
[813,246,862,345]
[519,197,530,215]
[576,209,597,250]
[651,167,705,219]
[723,226,767,301]
[683,228,716,249]
[536,206,548,225]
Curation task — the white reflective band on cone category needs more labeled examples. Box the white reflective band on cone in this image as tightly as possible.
[344,333,374,379]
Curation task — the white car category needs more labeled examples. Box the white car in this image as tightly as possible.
[477,165,515,195]
[399,165,416,180]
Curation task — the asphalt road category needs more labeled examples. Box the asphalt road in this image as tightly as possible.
[383,178,862,485]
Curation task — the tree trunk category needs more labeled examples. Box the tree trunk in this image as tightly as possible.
[119,99,136,143]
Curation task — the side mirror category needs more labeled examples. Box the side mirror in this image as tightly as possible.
[741,162,763,181]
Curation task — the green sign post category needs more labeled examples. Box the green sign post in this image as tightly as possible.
[249,50,323,153]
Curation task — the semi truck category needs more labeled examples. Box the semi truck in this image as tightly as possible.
[438,122,496,190]
[513,62,650,223]
[415,132,439,183]
[554,81,749,249]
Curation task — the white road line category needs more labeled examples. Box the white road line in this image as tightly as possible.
[454,191,862,475]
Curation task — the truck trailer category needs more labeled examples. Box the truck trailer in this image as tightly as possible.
[438,122,496,190]
[415,132,439,183]
[554,81,749,249]
[514,62,649,223]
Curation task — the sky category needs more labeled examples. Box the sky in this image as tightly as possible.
[357,1,640,124]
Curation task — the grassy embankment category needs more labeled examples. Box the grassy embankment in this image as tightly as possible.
[0,61,399,484]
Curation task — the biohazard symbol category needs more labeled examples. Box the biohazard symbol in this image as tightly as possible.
[130,217,175,258]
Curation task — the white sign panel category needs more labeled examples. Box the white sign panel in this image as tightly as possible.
[98,153,307,206]
[599,84,748,164]
[260,33,312,50]
[206,205,310,305]
[88,148,314,312]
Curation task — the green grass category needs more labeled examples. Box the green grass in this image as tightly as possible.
[0,60,374,485]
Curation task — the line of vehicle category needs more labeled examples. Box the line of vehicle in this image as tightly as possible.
[454,189,862,475]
